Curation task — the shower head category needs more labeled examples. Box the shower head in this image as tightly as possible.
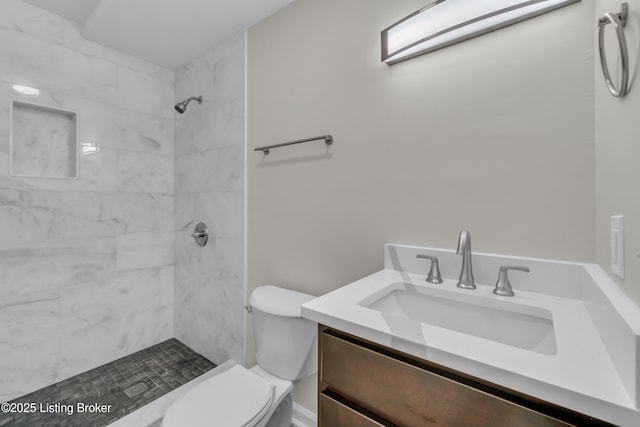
[174,96,203,114]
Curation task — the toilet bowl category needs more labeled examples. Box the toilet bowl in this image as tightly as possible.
[162,286,317,427]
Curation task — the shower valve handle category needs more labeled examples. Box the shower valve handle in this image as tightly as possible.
[191,222,208,247]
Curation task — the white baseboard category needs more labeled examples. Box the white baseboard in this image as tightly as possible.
[292,402,317,427]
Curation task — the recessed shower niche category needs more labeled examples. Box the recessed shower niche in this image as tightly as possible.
[10,100,78,178]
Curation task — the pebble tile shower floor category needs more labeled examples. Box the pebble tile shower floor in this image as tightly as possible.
[0,339,215,427]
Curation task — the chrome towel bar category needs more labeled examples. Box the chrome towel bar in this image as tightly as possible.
[254,135,333,155]
[598,2,629,98]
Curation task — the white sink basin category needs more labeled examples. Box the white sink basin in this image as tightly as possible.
[302,244,640,426]
[359,282,557,355]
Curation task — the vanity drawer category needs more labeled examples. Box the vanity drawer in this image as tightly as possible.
[320,330,570,427]
[320,392,387,427]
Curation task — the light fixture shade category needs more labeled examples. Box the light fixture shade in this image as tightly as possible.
[382,0,581,65]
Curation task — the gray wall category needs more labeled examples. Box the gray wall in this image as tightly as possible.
[595,0,640,305]
[174,32,246,365]
[247,0,595,413]
[0,0,175,401]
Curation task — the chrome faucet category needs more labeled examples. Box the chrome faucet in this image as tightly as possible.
[456,230,476,289]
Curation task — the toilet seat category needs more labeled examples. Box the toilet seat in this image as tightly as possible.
[162,364,275,427]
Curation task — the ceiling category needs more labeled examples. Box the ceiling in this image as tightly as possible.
[21,0,294,69]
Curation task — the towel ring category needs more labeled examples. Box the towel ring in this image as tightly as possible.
[598,3,629,97]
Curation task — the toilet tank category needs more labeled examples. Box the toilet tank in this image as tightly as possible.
[249,286,317,380]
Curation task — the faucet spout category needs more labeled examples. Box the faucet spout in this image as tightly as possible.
[456,230,476,289]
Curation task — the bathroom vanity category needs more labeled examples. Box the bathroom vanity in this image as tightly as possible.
[302,244,640,426]
[318,326,605,426]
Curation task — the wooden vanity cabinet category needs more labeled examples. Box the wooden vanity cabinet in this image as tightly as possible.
[318,326,613,427]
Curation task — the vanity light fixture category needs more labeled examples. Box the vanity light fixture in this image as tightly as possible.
[382,0,581,65]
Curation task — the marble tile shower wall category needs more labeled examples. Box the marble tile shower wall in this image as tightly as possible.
[0,1,175,401]
[174,32,245,366]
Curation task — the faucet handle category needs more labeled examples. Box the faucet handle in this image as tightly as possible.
[493,265,530,297]
[416,254,443,284]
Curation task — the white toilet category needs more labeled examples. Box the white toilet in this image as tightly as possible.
[162,286,317,427]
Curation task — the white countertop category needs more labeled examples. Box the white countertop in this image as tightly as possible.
[301,244,640,426]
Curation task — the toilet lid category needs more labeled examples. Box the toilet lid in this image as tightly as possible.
[163,364,275,427]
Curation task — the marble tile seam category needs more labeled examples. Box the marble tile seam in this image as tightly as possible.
[0,83,178,132]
